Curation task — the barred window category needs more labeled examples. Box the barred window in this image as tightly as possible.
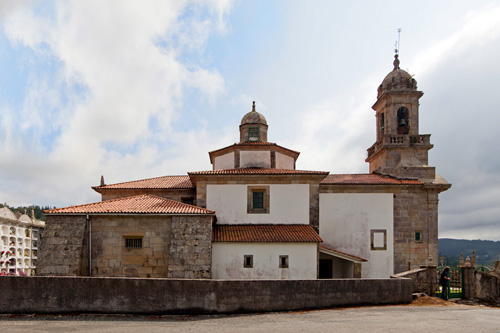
[125,238,143,248]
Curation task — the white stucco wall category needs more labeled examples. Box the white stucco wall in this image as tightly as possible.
[275,152,294,169]
[212,243,318,279]
[207,184,309,224]
[214,152,235,170]
[240,151,271,168]
[319,193,393,278]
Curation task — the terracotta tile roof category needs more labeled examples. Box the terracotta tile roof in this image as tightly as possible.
[320,174,422,185]
[44,194,214,215]
[189,168,329,176]
[319,245,368,262]
[212,224,323,243]
[93,175,193,190]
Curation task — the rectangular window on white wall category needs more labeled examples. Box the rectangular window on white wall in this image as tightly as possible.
[370,229,387,250]
[247,186,270,214]
[279,255,289,268]
[244,255,253,268]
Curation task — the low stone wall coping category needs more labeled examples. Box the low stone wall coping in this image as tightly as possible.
[0,276,412,314]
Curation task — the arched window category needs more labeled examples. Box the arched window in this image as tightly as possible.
[397,107,409,134]
[380,113,385,135]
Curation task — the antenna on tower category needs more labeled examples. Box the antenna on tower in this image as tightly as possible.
[395,28,402,56]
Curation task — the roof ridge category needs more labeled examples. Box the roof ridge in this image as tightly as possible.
[93,174,190,188]
[44,194,215,215]
[44,193,158,211]
[188,168,329,175]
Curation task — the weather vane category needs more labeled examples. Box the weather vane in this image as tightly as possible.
[394,28,402,56]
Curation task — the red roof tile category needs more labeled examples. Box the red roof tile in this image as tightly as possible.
[212,224,323,243]
[93,175,193,190]
[44,194,214,215]
[189,168,329,176]
[320,174,422,185]
[319,245,368,262]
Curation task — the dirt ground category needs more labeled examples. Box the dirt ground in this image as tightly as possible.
[410,294,500,308]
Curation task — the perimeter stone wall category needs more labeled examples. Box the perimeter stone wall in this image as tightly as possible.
[392,265,437,296]
[0,276,412,314]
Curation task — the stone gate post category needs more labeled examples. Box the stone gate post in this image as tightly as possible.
[420,264,437,296]
[462,257,476,300]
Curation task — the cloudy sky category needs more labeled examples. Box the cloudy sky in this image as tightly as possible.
[0,0,499,241]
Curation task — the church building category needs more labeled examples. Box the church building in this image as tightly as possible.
[38,56,451,279]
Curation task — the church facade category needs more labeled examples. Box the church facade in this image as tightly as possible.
[38,56,450,279]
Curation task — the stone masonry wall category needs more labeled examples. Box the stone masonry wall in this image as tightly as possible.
[0,276,412,314]
[39,214,213,279]
[37,215,88,276]
[90,215,172,278]
[392,266,437,296]
[168,215,212,279]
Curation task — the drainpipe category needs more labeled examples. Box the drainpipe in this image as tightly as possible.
[87,214,91,277]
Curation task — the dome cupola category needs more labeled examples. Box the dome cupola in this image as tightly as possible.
[377,54,417,99]
[239,101,268,142]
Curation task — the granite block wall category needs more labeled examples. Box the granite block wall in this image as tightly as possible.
[0,276,413,314]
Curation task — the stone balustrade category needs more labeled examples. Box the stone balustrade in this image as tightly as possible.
[367,134,432,157]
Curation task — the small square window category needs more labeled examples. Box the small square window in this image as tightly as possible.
[125,238,143,248]
[279,255,289,268]
[415,231,422,242]
[244,255,253,268]
[370,229,387,251]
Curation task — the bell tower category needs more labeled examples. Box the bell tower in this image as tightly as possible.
[366,55,435,182]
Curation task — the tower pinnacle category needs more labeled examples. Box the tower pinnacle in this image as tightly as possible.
[393,54,400,70]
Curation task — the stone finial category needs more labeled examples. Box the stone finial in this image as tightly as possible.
[100,175,105,186]
[31,207,35,219]
[440,255,445,266]
[252,101,256,112]
[494,259,500,272]
[459,252,464,266]
[465,256,471,267]
[471,250,477,267]
[393,54,400,70]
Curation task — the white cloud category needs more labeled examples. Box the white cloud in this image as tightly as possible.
[413,3,500,77]
[0,0,232,206]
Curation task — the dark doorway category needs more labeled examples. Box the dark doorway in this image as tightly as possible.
[319,259,333,279]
